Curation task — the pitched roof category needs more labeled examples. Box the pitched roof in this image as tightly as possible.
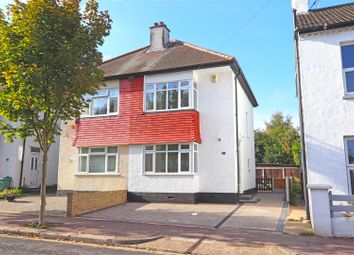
[100,40,234,78]
[296,3,354,34]
[99,40,258,107]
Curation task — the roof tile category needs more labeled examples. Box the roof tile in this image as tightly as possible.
[296,3,354,33]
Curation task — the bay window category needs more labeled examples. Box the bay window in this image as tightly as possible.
[341,44,354,95]
[78,147,118,174]
[143,143,198,174]
[144,80,197,112]
[82,87,119,117]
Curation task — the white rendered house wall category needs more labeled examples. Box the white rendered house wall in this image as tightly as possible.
[299,28,354,195]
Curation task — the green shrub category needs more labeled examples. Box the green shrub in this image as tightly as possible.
[299,230,315,236]
[0,188,23,199]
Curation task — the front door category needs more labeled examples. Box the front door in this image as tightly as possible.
[29,152,40,188]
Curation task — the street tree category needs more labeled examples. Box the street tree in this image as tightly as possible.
[0,0,111,226]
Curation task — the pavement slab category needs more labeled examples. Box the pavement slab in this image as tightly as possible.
[0,195,66,217]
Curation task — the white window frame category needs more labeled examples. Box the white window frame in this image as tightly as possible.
[78,146,119,174]
[341,43,354,97]
[143,80,197,112]
[143,143,198,175]
[81,87,119,118]
[344,137,354,194]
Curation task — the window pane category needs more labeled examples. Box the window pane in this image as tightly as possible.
[80,148,89,154]
[168,144,178,151]
[156,152,166,173]
[345,71,354,93]
[156,83,166,90]
[94,90,108,97]
[89,155,105,173]
[109,88,118,96]
[107,155,117,172]
[156,145,166,151]
[168,90,178,109]
[347,140,354,164]
[181,89,190,107]
[109,97,118,113]
[168,82,178,89]
[181,153,190,172]
[194,152,198,173]
[79,156,87,172]
[181,144,190,150]
[145,145,154,151]
[342,45,354,69]
[181,81,190,87]
[168,152,178,173]
[107,147,118,153]
[156,91,166,110]
[145,92,154,110]
[145,84,154,91]
[144,154,153,172]
[92,97,108,115]
[90,147,105,153]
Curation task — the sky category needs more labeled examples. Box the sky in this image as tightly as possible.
[1,0,353,129]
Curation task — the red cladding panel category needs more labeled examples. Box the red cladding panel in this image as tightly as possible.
[74,76,201,147]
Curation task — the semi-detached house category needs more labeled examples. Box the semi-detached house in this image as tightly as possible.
[58,22,258,210]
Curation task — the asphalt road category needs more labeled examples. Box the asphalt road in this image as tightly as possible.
[0,235,163,255]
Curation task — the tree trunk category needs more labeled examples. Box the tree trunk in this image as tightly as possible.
[39,149,48,226]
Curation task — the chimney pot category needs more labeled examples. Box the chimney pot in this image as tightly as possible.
[154,22,158,26]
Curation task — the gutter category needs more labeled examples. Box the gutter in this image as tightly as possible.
[293,9,310,219]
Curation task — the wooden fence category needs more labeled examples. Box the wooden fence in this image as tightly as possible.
[256,164,300,180]
[329,192,354,216]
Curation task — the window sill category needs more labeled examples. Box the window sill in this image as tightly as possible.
[75,173,121,176]
[80,113,119,119]
[343,94,354,99]
[144,109,197,114]
[143,173,198,176]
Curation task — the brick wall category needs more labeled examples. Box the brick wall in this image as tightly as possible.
[66,190,127,217]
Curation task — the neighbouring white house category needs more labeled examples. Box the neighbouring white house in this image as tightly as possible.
[57,22,258,213]
[293,0,354,237]
[0,118,59,189]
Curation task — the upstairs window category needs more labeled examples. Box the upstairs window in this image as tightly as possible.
[341,44,354,95]
[82,88,119,117]
[144,80,197,112]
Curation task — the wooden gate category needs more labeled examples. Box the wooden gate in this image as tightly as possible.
[256,178,273,192]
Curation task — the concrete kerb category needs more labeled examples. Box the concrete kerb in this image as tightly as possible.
[0,226,163,245]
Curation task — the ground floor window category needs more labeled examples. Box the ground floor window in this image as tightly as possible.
[78,147,118,174]
[344,137,354,194]
[143,143,198,174]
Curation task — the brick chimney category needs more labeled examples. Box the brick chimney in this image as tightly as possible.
[149,21,170,51]
[291,0,308,13]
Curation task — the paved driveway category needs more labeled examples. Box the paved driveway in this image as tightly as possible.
[83,193,287,232]
[83,203,237,227]
[221,193,287,231]
[0,195,66,217]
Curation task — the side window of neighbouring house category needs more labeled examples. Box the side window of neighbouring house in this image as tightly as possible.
[345,138,354,194]
[78,147,118,174]
[143,143,198,174]
[144,80,196,112]
[82,87,119,117]
[341,44,354,95]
